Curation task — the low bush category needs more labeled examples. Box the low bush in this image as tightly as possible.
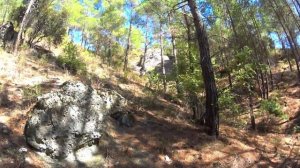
[219,88,243,115]
[260,99,284,117]
[57,42,86,74]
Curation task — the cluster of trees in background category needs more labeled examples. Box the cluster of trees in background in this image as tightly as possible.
[0,0,299,137]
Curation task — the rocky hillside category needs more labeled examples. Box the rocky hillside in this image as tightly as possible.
[0,48,300,168]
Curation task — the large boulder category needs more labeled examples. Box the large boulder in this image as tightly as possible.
[24,81,126,159]
[133,48,174,75]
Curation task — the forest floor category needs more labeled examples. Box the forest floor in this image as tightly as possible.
[0,49,300,168]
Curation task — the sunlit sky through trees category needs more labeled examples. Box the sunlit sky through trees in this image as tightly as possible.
[68,0,299,49]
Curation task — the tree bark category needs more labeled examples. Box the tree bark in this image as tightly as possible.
[220,29,233,88]
[159,20,167,94]
[277,32,293,72]
[251,16,274,91]
[292,0,300,16]
[140,16,149,76]
[108,38,112,66]
[14,0,36,56]
[81,27,85,47]
[295,0,300,9]
[188,0,219,137]
[249,88,256,130]
[169,14,181,95]
[183,7,194,73]
[124,15,133,72]
[284,0,300,31]
[223,0,239,43]
[268,0,300,81]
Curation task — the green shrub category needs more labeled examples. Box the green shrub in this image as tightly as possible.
[260,99,283,117]
[57,42,86,74]
[219,88,243,115]
[23,85,42,100]
[146,71,161,90]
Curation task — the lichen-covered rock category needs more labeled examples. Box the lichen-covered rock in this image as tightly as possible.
[24,81,125,159]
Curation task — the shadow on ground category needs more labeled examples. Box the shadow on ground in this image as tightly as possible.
[0,122,39,168]
[1,46,300,167]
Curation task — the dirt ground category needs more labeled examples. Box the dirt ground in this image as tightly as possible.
[0,50,300,168]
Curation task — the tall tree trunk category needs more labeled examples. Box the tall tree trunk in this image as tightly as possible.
[220,30,233,88]
[269,0,300,81]
[169,14,181,95]
[140,40,147,75]
[81,27,85,47]
[14,0,36,56]
[255,70,263,98]
[294,0,300,10]
[124,16,133,72]
[159,20,167,94]
[140,16,149,76]
[221,0,240,88]
[183,7,194,73]
[188,0,219,137]
[259,71,266,99]
[223,0,239,42]
[140,41,147,75]
[239,12,267,99]
[267,58,274,90]
[220,47,233,88]
[283,0,300,31]
[108,39,112,66]
[249,87,256,130]
[277,32,293,72]
[292,0,300,16]
[265,71,269,99]
[183,7,200,119]
[251,16,274,91]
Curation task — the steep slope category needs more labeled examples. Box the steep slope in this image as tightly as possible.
[0,49,299,168]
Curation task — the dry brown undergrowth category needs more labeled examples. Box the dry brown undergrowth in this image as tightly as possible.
[0,49,299,168]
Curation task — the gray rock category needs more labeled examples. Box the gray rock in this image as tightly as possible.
[133,48,175,75]
[24,81,126,159]
[0,22,18,50]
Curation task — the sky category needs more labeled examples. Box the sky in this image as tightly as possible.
[70,0,299,49]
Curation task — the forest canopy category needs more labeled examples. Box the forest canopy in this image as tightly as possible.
[1,0,300,137]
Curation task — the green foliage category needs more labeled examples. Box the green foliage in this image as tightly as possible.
[131,27,145,49]
[0,0,22,24]
[28,9,67,45]
[9,0,67,46]
[179,69,203,93]
[234,63,256,86]
[8,3,25,26]
[219,88,243,115]
[23,85,42,100]
[146,70,161,90]
[57,42,86,74]
[260,99,284,117]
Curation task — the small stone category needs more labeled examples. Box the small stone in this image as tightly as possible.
[18,147,28,153]
[164,155,172,164]
[25,157,33,164]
